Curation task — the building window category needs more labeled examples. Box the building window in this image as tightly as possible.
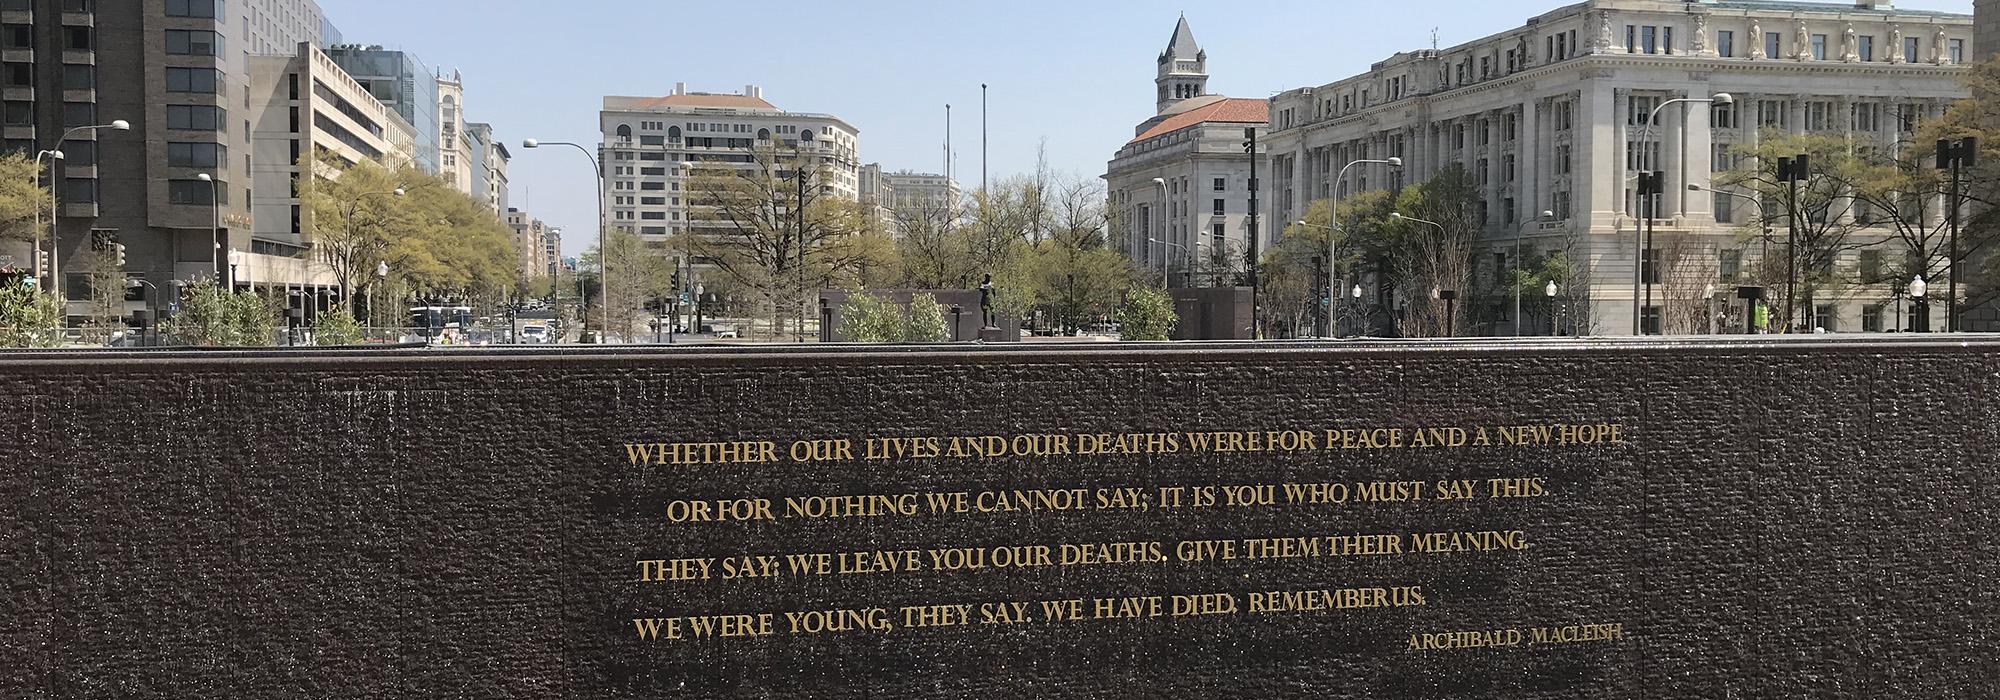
[1712,143,1735,173]
[1211,223,1224,247]
[63,177,94,203]
[1212,177,1225,192]
[1859,250,1884,283]
[1766,32,1783,59]
[1758,100,1788,129]
[2,24,29,50]
[2,101,28,126]
[1862,305,1884,332]
[166,67,221,94]
[62,64,92,90]
[1813,305,1836,332]
[167,142,224,168]
[165,0,221,18]
[1806,101,1832,131]
[1811,34,1827,60]
[64,26,90,50]
[1626,25,1637,54]
[1905,37,1921,63]
[1713,190,1733,223]
[1858,35,1874,62]
[1628,96,1659,126]
[1712,101,1737,129]
[1717,30,1735,58]
[1853,103,1881,132]
[1719,249,1742,282]
[1210,198,1224,216]
[167,179,218,204]
[1950,39,1965,64]
[1555,145,1573,174]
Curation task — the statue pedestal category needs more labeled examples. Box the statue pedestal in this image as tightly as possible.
[978,326,1006,342]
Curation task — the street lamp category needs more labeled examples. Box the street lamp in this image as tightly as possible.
[1704,282,1718,335]
[1545,280,1560,336]
[43,119,127,300]
[1151,177,1167,282]
[370,260,389,332]
[1147,237,1186,288]
[195,173,221,287]
[1325,157,1402,338]
[1634,93,1731,335]
[523,138,608,339]
[1910,275,1930,332]
[1389,211,1451,335]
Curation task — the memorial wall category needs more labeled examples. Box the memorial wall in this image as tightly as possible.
[3,339,1997,698]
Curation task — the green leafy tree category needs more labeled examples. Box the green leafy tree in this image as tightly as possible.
[0,152,48,245]
[0,285,60,347]
[1116,286,1177,341]
[314,309,363,346]
[907,292,949,342]
[838,293,905,342]
[165,280,278,346]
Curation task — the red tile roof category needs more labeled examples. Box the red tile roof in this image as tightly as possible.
[1127,98,1268,145]
[634,93,777,110]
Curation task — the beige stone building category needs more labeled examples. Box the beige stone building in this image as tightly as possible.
[1104,16,1268,284]
[1265,0,1975,335]
[597,85,861,246]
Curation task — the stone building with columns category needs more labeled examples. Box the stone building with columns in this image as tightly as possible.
[1105,16,1268,283]
[1264,0,1974,335]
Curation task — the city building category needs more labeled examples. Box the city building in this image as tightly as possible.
[506,207,553,280]
[1263,0,1975,335]
[437,69,471,194]
[859,162,893,227]
[883,170,961,209]
[1104,16,1267,283]
[246,42,416,296]
[466,122,509,214]
[597,83,861,247]
[0,0,341,326]
[326,45,440,175]
[1980,0,2000,60]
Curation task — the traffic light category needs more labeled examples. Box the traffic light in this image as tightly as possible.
[36,249,49,273]
[114,243,126,267]
[671,270,682,290]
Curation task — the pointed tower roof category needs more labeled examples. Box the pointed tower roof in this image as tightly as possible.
[1165,14,1200,60]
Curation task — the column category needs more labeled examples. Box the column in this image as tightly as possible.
[1521,97,1541,219]
[1663,93,1684,218]
[1612,88,1630,216]
[1580,83,1620,217]
[1683,90,1714,222]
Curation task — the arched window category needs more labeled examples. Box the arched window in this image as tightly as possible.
[668,126,681,141]
[615,124,632,141]
[757,128,770,140]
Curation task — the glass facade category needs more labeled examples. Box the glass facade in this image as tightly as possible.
[325,47,441,174]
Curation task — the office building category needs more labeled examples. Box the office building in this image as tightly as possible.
[1263,0,1974,334]
[597,83,860,246]
[246,41,416,298]
[325,45,440,175]
[0,0,337,325]
[1104,16,1268,281]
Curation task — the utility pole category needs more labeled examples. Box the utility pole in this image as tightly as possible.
[981,84,989,198]
[1937,137,1976,332]
[1243,127,1260,339]
[1638,171,1663,334]
[1777,154,1808,333]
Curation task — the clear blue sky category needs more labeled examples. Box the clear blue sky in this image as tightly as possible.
[323,0,1974,256]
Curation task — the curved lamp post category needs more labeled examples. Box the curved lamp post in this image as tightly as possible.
[524,138,607,339]
[44,119,128,299]
[1325,157,1401,338]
